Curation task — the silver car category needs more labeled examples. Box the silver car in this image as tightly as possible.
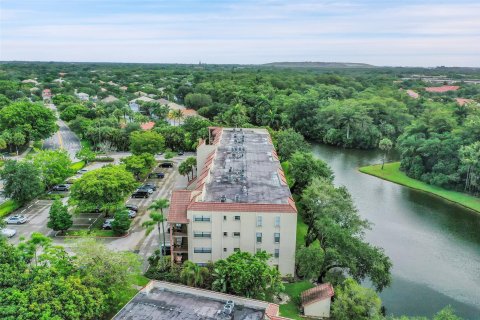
[4,215,27,224]
[1,228,17,238]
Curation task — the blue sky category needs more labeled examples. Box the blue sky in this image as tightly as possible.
[1,0,479,66]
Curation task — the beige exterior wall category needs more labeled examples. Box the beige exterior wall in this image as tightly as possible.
[304,299,331,319]
[186,210,296,275]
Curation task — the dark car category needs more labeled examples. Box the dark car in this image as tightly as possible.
[53,184,69,191]
[143,183,156,191]
[161,243,171,256]
[125,204,139,212]
[160,162,174,168]
[177,151,184,156]
[132,190,150,198]
[148,172,165,179]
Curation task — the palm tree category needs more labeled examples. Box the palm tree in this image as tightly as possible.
[379,138,393,170]
[180,261,209,287]
[339,109,362,141]
[169,109,184,126]
[178,161,190,180]
[142,198,169,256]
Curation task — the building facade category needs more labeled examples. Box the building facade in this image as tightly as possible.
[168,127,297,275]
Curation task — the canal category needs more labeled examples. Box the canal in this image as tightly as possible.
[311,143,480,319]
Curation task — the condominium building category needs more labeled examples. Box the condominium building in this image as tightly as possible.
[168,127,297,275]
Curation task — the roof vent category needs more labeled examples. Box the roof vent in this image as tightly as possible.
[235,194,240,202]
[221,195,227,202]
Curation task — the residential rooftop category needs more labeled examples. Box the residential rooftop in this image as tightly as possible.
[203,128,291,205]
[113,281,286,320]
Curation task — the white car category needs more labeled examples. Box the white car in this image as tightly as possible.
[4,215,28,224]
[102,218,114,230]
[128,210,136,218]
[1,228,17,238]
[77,169,88,174]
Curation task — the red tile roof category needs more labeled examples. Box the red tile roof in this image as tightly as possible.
[187,201,297,213]
[456,98,474,106]
[301,283,334,307]
[425,85,459,93]
[140,121,155,130]
[167,190,192,223]
[182,109,198,117]
[406,89,419,99]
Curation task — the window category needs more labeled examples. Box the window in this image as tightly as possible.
[274,249,280,258]
[194,247,212,253]
[223,248,227,252]
[194,232,211,238]
[233,232,241,237]
[224,215,226,221]
[274,233,280,243]
[257,215,263,227]
[234,248,240,252]
[194,215,211,222]
[274,216,280,227]
[256,232,262,243]
[234,216,241,221]
[223,232,228,236]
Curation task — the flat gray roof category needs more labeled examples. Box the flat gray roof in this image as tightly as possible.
[114,283,265,320]
[203,128,291,204]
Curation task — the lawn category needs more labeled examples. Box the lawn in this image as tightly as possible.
[359,162,480,214]
[63,229,117,237]
[70,160,85,172]
[0,200,21,218]
[279,281,315,319]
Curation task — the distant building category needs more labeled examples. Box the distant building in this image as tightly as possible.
[53,78,65,84]
[168,127,297,275]
[301,283,334,319]
[158,98,203,126]
[21,79,39,85]
[76,92,89,101]
[101,95,119,104]
[425,85,460,93]
[140,121,155,131]
[119,86,128,91]
[456,98,475,106]
[406,89,419,99]
[113,280,289,320]
[42,89,52,101]
[129,101,140,113]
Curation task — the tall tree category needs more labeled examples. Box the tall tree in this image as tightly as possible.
[143,198,169,256]
[1,160,44,205]
[180,261,209,287]
[111,209,131,235]
[379,138,393,170]
[275,128,309,160]
[130,130,165,155]
[32,149,72,189]
[288,151,334,192]
[47,199,73,234]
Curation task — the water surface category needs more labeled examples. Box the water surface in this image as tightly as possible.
[311,143,480,319]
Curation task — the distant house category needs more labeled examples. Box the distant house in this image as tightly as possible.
[101,95,119,104]
[158,98,204,126]
[129,101,140,113]
[76,92,90,101]
[456,98,475,106]
[406,89,419,99]
[301,283,334,319]
[140,121,155,131]
[108,81,118,87]
[425,85,460,93]
[22,79,39,85]
[120,86,128,91]
[131,96,155,103]
[42,89,52,100]
[53,78,65,84]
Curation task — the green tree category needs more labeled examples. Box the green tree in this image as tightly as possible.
[1,160,44,205]
[212,251,284,299]
[32,149,72,189]
[184,93,212,110]
[130,130,165,155]
[298,178,392,291]
[379,138,393,170]
[331,278,382,320]
[75,146,96,164]
[275,128,309,160]
[47,199,73,234]
[143,198,169,256]
[169,109,184,126]
[178,157,196,180]
[0,101,58,142]
[11,131,25,155]
[180,261,209,287]
[69,165,136,215]
[111,210,131,235]
[459,141,480,193]
[216,104,249,127]
[121,153,155,179]
[289,151,334,192]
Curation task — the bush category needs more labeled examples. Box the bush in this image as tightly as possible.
[111,210,131,235]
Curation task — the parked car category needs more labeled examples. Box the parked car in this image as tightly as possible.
[53,184,69,191]
[4,215,27,224]
[148,172,165,179]
[177,151,184,156]
[102,219,114,230]
[137,186,153,194]
[1,228,17,238]
[127,210,137,218]
[125,204,139,212]
[132,190,150,198]
[77,169,88,174]
[143,183,156,191]
[160,162,173,168]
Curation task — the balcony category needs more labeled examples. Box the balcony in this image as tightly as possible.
[171,224,188,238]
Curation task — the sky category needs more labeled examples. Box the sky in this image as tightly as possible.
[1,0,479,67]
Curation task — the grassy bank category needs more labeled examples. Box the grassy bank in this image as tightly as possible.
[0,200,21,218]
[280,281,315,319]
[359,162,480,214]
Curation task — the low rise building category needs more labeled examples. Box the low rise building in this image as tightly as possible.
[168,127,297,275]
[113,280,290,320]
[301,283,334,319]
